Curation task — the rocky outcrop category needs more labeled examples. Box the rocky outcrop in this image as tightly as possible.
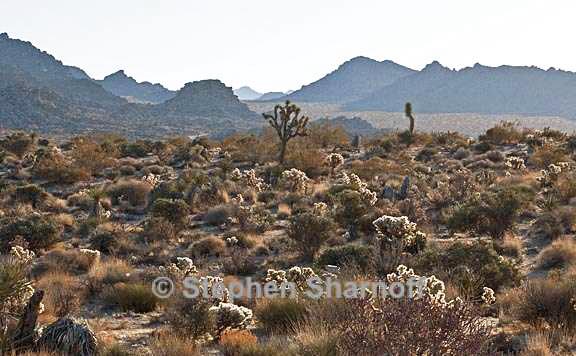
[99,70,175,104]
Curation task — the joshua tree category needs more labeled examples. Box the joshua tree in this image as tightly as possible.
[262,101,309,164]
[404,102,415,135]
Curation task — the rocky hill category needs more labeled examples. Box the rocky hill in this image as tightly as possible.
[160,80,258,121]
[99,70,175,104]
[284,56,416,103]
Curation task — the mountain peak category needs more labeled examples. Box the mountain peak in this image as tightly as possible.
[234,86,262,100]
[422,61,449,72]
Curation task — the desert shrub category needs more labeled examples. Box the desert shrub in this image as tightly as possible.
[89,229,127,255]
[142,217,178,242]
[317,244,375,273]
[120,141,152,158]
[167,297,216,339]
[493,237,523,259]
[150,335,200,356]
[0,215,62,253]
[481,121,523,144]
[71,138,117,175]
[473,141,492,154]
[508,276,576,329]
[219,330,258,356]
[337,297,492,355]
[1,132,35,158]
[537,237,576,269]
[257,190,277,204]
[149,180,186,204]
[530,145,568,169]
[35,248,97,275]
[37,272,82,317]
[447,187,530,239]
[150,198,189,227]
[87,258,133,294]
[286,148,328,178]
[416,241,522,292]
[255,298,309,334]
[204,204,235,226]
[288,212,334,261]
[12,184,47,207]
[118,164,137,176]
[191,236,226,258]
[533,212,565,240]
[107,179,152,207]
[103,283,159,312]
[333,189,371,235]
[415,147,437,162]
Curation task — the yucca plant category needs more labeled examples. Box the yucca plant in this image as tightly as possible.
[36,317,98,356]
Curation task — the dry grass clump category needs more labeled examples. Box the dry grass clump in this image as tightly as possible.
[149,334,200,356]
[37,272,83,317]
[87,258,134,294]
[537,237,576,269]
[505,276,576,329]
[34,248,97,276]
[103,282,159,313]
[254,298,309,334]
[219,330,258,356]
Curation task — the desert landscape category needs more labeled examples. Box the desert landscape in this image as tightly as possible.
[2,1,576,355]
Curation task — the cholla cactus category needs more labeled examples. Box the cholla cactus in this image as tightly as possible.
[230,168,266,192]
[385,265,462,309]
[209,302,253,336]
[10,245,35,264]
[505,156,526,170]
[537,163,564,187]
[481,287,496,305]
[79,248,101,265]
[159,257,197,279]
[372,215,426,246]
[225,236,239,246]
[312,202,329,216]
[37,317,98,356]
[324,153,344,176]
[281,168,310,193]
[142,173,161,187]
[338,172,377,206]
[266,266,320,294]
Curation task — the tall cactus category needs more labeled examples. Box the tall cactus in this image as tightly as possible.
[262,101,309,164]
[405,102,415,135]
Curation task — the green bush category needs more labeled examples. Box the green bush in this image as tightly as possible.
[151,198,190,227]
[447,187,531,239]
[167,297,215,339]
[12,184,47,207]
[0,215,62,252]
[288,212,334,261]
[255,298,309,334]
[104,283,159,313]
[317,244,375,273]
[415,241,522,292]
[107,179,152,207]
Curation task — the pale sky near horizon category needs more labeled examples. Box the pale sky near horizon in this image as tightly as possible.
[0,1,573,93]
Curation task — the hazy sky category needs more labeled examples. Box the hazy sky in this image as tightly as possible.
[0,1,573,92]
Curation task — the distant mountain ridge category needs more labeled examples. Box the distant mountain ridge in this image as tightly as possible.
[0,33,260,137]
[99,70,175,104]
[345,61,576,118]
[283,56,417,103]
